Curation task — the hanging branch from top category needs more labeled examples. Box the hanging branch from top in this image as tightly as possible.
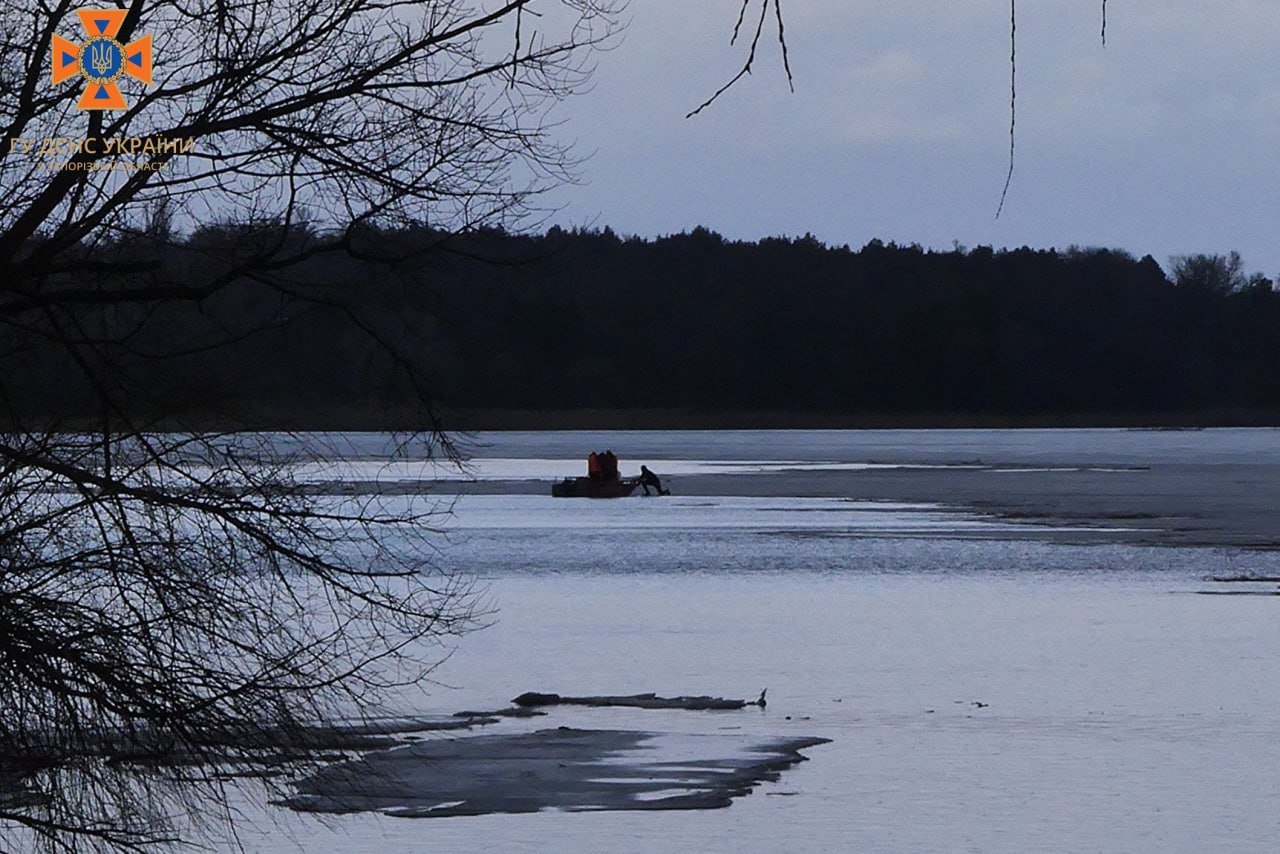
[686,0,793,118]
[996,0,1016,218]
[691,2,1115,216]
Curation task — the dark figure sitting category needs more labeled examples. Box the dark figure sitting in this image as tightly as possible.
[639,465,669,496]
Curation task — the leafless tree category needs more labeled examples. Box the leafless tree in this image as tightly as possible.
[0,1,619,850]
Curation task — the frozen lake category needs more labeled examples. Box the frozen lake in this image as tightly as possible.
[229,429,1280,852]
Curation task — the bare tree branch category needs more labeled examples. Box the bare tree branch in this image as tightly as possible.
[686,0,791,118]
[996,0,1016,219]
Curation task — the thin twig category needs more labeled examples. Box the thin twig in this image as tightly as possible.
[730,0,750,45]
[773,0,794,93]
[509,4,523,88]
[688,0,791,117]
[996,0,1016,218]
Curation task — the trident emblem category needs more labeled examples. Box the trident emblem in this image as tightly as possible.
[51,9,153,111]
[90,41,114,77]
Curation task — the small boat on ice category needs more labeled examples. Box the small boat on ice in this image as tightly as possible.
[551,476,641,498]
[551,451,667,498]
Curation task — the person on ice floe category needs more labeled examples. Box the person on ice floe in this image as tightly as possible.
[639,465,669,496]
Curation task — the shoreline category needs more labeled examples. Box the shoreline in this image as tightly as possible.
[440,407,1280,432]
[26,407,1280,433]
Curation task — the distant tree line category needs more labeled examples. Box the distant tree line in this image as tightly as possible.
[8,224,1280,428]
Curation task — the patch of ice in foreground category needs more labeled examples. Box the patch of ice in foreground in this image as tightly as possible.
[278,728,829,818]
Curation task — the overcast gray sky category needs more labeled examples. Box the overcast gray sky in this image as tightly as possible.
[542,2,1280,276]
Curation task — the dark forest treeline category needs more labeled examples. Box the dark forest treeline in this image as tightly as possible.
[9,225,1280,428]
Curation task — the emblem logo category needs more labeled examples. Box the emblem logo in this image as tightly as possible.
[51,10,152,111]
